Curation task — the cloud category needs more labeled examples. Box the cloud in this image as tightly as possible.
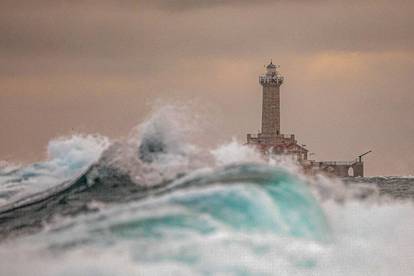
[148,0,275,11]
[1,0,413,62]
[1,0,414,174]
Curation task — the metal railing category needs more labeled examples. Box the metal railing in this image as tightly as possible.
[259,75,284,84]
[318,160,358,166]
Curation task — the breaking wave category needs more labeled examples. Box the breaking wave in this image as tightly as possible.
[0,105,413,275]
[0,134,109,210]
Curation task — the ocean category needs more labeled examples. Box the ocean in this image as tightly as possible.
[0,106,413,276]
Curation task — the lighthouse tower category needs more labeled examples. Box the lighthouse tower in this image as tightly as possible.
[247,61,308,161]
[259,61,284,135]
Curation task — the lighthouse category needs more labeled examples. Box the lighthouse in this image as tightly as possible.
[245,60,368,177]
[247,61,308,161]
[259,61,284,135]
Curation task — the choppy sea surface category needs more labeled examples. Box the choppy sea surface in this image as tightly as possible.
[1,106,413,276]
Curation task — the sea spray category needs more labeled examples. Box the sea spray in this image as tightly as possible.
[1,105,414,275]
[96,105,206,187]
[0,134,109,207]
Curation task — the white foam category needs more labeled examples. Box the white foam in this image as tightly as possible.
[1,199,413,275]
[0,134,109,207]
[97,105,207,186]
[211,138,264,166]
[1,104,414,275]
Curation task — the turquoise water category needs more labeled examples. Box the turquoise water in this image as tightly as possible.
[1,163,334,275]
[1,107,414,275]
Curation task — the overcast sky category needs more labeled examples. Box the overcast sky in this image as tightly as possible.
[1,0,413,175]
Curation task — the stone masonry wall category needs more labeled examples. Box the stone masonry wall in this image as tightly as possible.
[261,84,280,134]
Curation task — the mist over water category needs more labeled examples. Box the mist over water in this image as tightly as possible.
[0,106,413,275]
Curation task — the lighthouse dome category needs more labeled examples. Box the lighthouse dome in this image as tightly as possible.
[266,60,277,75]
[266,61,276,69]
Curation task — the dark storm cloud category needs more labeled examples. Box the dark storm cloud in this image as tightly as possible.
[1,0,413,62]
[0,0,276,11]
[148,0,275,11]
